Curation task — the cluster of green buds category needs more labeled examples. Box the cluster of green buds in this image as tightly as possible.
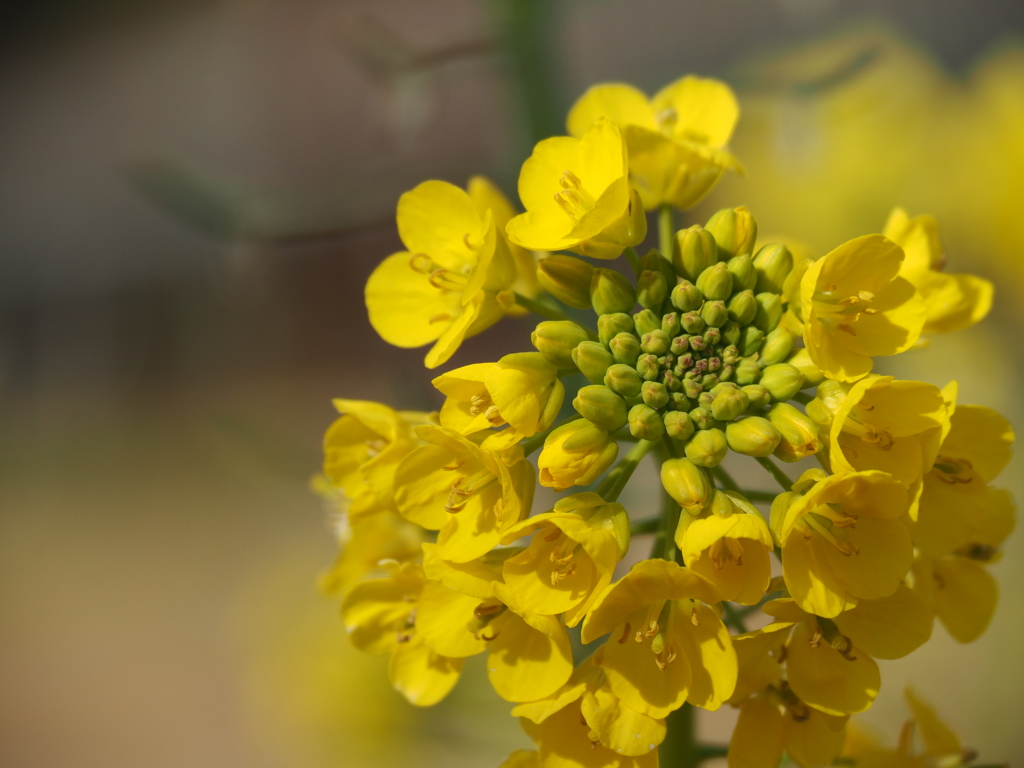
[532,207,820,468]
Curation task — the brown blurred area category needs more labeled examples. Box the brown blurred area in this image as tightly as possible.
[2,1,1024,766]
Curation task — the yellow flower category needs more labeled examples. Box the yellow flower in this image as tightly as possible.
[506,119,647,260]
[581,559,737,718]
[340,562,463,706]
[911,551,999,644]
[365,179,517,368]
[394,425,535,562]
[499,492,629,627]
[729,688,847,768]
[815,375,949,519]
[779,470,913,618]
[323,399,434,520]
[496,750,541,768]
[800,234,926,381]
[567,76,743,210]
[538,419,619,490]
[677,491,774,606]
[432,352,565,451]
[883,208,994,334]
[913,404,1016,558]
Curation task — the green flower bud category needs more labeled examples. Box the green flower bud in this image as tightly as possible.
[590,268,636,315]
[639,247,676,285]
[704,327,722,346]
[636,354,660,381]
[530,321,591,370]
[604,363,642,397]
[641,380,669,409]
[701,300,728,328]
[662,312,681,338]
[637,270,668,311]
[640,329,670,355]
[711,388,750,421]
[698,391,715,409]
[726,253,757,292]
[537,255,595,309]
[700,373,720,389]
[735,357,761,386]
[719,364,734,382]
[705,206,757,259]
[752,243,793,295]
[721,344,740,365]
[573,385,628,431]
[673,225,718,281]
[709,382,739,396]
[609,332,641,366]
[753,292,783,333]
[633,309,661,336]
[598,312,635,346]
[767,402,822,463]
[664,410,695,441]
[758,327,795,367]
[572,340,614,384]
[682,379,703,400]
[681,312,706,334]
[726,289,757,325]
[725,416,782,457]
[760,363,805,402]
[628,404,665,440]
[689,335,706,352]
[661,457,711,513]
[785,348,825,388]
[685,427,728,467]
[742,384,770,410]
[689,406,714,431]
[739,326,765,357]
[709,487,736,518]
[696,262,734,301]
[669,392,692,411]
[660,369,681,392]
[670,280,703,312]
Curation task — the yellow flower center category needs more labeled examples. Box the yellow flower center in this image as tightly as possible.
[443,467,498,513]
[469,392,507,427]
[813,286,880,335]
[801,508,860,555]
[553,169,596,221]
[408,252,470,294]
[932,455,974,484]
[841,410,894,451]
[623,600,680,671]
[544,527,584,585]
[709,537,745,569]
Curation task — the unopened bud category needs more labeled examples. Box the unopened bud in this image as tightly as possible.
[726,253,757,292]
[735,357,761,386]
[699,300,727,329]
[752,243,793,295]
[573,385,628,431]
[674,225,718,281]
[709,487,736,517]
[637,354,660,381]
[722,344,739,365]
[662,312,681,338]
[641,381,669,409]
[785,348,825,388]
[759,327,795,367]
[681,312,706,334]
[721,321,741,346]
[629,404,665,440]
[531,321,591,370]
[633,309,661,336]
[639,248,676,287]
[742,384,770,410]
[700,372,720,388]
[706,356,722,372]
[767,403,822,463]
[664,411,695,441]
[661,458,711,513]
[669,392,692,411]
[608,332,640,366]
[536,255,595,309]
[685,427,728,467]
[598,312,635,346]
[760,364,805,402]
[705,206,757,259]
[689,406,714,431]
[696,262,734,301]
[727,290,757,325]
[604,363,642,398]
[641,329,670,355]
[705,327,722,346]
[726,416,782,457]
[698,391,715,409]
[711,388,750,421]
[572,341,614,384]
[671,280,703,312]
[590,268,636,315]
[637,270,668,310]
[753,293,783,333]
[739,326,765,357]
[719,364,734,382]
[709,382,739,396]
[660,370,681,392]
[682,379,703,399]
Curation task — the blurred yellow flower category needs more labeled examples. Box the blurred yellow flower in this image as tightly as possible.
[729,689,847,768]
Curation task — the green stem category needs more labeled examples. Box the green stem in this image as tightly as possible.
[514,292,572,322]
[658,488,682,564]
[721,601,747,634]
[600,439,653,502]
[697,745,729,761]
[734,489,779,503]
[755,456,793,492]
[521,413,581,456]
[792,391,814,405]
[660,703,697,768]
[658,204,675,263]
[629,517,661,536]
[624,246,641,278]
[710,465,740,492]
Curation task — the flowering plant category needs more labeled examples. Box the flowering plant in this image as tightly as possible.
[319,75,1012,768]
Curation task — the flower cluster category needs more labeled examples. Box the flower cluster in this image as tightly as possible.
[318,74,1013,768]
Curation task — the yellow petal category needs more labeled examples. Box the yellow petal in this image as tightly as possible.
[365,251,460,348]
[930,556,998,643]
[823,516,914,601]
[422,542,516,600]
[782,530,857,619]
[688,538,772,606]
[917,271,994,334]
[938,405,1015,483]
[832,584,933,660]
[567,83,658,136]
[728,693,786,768]
[786,620,880,716]
[581,685,666,756]
[467,175,541,298]
[388,633,463,706]
[340,564,423,654]
[394,444,464,530]
[497,749,541,768]
[396,180,484,270]
[415,580,490,657]
[903,688,962,759]
[785,708,848,768]
[651,76,740,147]
[510,657,603,724]
[425,293,496,369]
[915,480,1015,558]
[487,610,574,702]
[532,698,660,768]
[502,524,596,616]
[729,623,791,705]
[676,602,737,710]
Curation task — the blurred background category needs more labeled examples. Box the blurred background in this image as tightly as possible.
[2,0,1023,766]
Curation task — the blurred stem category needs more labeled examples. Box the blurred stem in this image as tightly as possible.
[658,204,675,262]
[755,456,793,492]
[629,517,661,536]
[514,292,571,321]
[624,246,642,277]
[792,391,814,405]
[734,489,779,503]
[521,413,581,456]
[711,465,740,492]
[721,601,747,633]
[661,703,697,768]
[599,439,653,502]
